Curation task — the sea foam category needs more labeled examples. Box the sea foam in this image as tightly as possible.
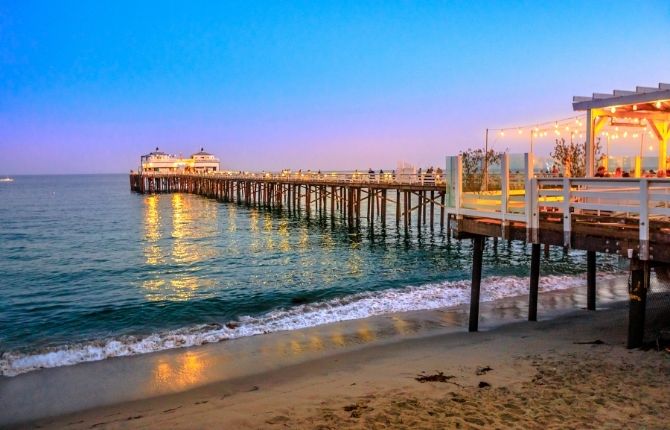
[0,273,614,377]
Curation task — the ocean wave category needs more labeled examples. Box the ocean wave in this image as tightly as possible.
[0,273,615,377]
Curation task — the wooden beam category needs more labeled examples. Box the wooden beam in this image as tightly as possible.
[587,250,596,311]
[469,235,485,332]
[627,259,649,348]
[528,243,540,321]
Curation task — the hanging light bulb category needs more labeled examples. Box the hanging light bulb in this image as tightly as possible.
[517,128,523,135]
[554,122,558,128]
[633,104,638,111]
[623,131,628,138]
[610,107,616,113]
[656,101,662,109]
[649,145,654,151]
[633,133,639,138]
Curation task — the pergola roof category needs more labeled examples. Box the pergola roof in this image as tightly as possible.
[573,83,670,111]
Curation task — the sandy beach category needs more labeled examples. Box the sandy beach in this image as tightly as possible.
[2,279,668,429]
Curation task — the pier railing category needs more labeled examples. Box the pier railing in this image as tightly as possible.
[445,152,670,260]
[135,170,445,186]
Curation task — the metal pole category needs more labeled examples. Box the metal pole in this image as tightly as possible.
[484,128,489,191]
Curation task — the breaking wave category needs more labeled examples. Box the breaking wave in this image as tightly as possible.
[0,273,614,377]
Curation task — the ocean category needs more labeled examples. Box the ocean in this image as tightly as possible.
[0,174,619,376]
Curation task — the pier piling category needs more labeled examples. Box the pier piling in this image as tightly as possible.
[528,243,541,321]
[469,235,485,332]
[587,251,597,311]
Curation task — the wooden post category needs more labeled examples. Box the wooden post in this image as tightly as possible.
[430,190,434,230]
[587,250,596,311]
[627,259,649,348]
[469,235,485,332]
[369,189,375,228]
[528,243,541,321]
[381,189,387,227]
[440,192,445,229]
[358,188,362,226]
[395,189,401,227]
[417,192,422,230]
[347,187,354,228]
[403,192,409,232]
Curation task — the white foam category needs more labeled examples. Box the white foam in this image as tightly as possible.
[0,273,616,377]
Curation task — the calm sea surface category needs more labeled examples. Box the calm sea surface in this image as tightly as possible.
[0,175,618,375]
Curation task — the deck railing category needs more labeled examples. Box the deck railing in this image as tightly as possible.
[445,153,670,260]
[133,170,445,186]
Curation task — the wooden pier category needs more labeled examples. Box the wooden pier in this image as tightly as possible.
[130,161,670,349]
[129,171,448,232]
[445,152,670,348]
[129,84,670,349]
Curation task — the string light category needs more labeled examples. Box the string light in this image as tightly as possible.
[656,101,662,109]
[488,114,586,140]
[610,107,617,113]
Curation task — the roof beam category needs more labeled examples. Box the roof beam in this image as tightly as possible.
[573,88,670,111]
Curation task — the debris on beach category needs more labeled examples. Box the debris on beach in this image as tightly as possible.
[343,402,370,418]
[573,339,605,345]
[478,381,491,389]
[476,365,493,375]
[415,371,454,383]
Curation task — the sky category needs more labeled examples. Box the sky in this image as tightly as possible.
[1,1,669,174]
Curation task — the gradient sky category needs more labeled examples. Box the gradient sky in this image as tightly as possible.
[1,1,669,174]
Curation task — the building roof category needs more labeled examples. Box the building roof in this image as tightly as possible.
[191,147,212,156]
[146,147,168,156]
[573,83,670,111]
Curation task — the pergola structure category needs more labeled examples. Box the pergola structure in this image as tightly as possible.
[573,83,670,176]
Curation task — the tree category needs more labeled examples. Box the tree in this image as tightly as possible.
[459,148,504,191]
[550,137,602,177]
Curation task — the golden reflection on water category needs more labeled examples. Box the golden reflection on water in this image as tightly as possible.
[278,218,290,252]
[330,331,346,347]
[152,351,209,390]
[391,316,410,335]
[141,194,219,301]
[143,196,163,265]
[356,323,376,343]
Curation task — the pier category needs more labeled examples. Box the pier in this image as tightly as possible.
[130,171,448,232]
[129,84,670,349]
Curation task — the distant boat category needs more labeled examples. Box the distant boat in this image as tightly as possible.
[0,177,14,182]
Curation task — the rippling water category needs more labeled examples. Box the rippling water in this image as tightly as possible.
[0,175,619,375]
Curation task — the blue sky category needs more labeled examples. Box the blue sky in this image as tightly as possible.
[1,1,669,173]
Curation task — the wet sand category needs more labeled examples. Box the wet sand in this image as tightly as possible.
[3,277,670,429]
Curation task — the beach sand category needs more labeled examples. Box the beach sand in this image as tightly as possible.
[5,282,670,429]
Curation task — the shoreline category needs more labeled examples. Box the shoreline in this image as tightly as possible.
[0,272,621,378]
[0,276,638,427]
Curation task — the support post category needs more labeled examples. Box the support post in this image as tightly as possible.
[528,243,541,321]
[469,235,485,332]
[627,259,649,348]
[587,250,596,311]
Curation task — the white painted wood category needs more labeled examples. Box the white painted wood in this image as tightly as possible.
[639,179,650,260]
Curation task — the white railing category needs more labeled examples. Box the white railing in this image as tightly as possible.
[530,177,670,258]
[445,153,670,260]
[135,170,446,186]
